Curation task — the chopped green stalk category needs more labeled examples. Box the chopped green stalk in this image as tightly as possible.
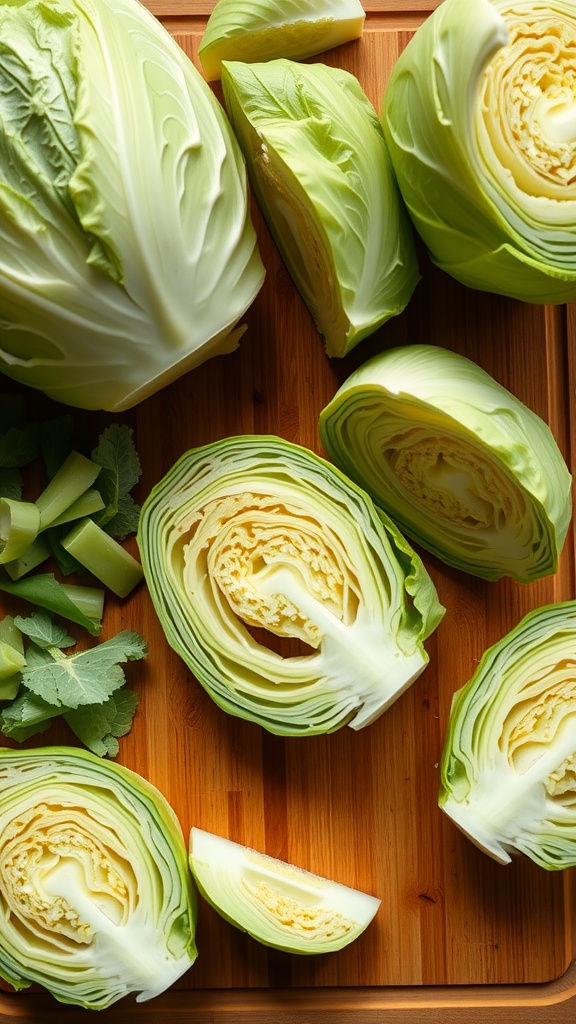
[48,488,106,528]
[0,641,25,680]
[60,583,105,626]
[0,498,41,564]
[3,534,52,581]
[35,451,102,530]
[0,616,24,655]
[61,519,143,598]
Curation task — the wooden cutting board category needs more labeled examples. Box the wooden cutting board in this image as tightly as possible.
[0,2,575,1021]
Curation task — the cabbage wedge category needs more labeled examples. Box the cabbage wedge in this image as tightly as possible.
[382,0,576,302]
[198,0,366,81]
[0,746,197,1008]
[319,344,572,582]
[0,0,264,411]
[189,827,380,953]
[440,602,576,870]
[221,59,420,357]
[137,435,444,735]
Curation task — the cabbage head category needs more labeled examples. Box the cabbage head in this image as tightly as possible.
[0,745,197,1008]
[137,435,444,735]
[381,0,576,302]
[0,0,264,411]
[440,602,576,870]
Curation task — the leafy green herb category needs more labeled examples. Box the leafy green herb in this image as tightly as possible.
[92,423,142,539]
[0,610,147,756]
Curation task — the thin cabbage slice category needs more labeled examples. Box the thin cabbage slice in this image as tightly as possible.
[439,601,576,870]
[221,59,420,357]
[189,827,380,953]
[319,344,572,582]
[381,0,576,302]
[0,0,264,411]
[198,0,366,81]
[0,746,197,1009]
[137,435,444,736]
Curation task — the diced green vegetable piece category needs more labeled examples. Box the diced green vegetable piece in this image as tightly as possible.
[48,487,106,528]
[3,534,52,580]
[0,498,41,564]
[61,518,143,598]
[35,451,102,530]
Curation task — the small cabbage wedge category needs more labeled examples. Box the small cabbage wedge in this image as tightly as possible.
[198,0,366,81]
[439,602,576,870]
[137,435,444,735]
[0,746,197,1009]
[0,0,264,412]
[381,0,576,303]
[189,827,380,953]
[319,344,572,582]
[221,59,420,357]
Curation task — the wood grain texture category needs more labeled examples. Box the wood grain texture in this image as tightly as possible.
[0,3,575,1021]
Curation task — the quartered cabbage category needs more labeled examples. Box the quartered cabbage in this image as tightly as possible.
[198,0,366,81]
[0,0,264,411]
[189,827,380,953]
[319,344,572,582]
[381,0,576,302]
[221,59,420,357]
[137,435,444,736]
[439,602,576,870]
[0,746,197,1008]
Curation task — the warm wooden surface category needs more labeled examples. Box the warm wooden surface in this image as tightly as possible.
[1,3,575,1021]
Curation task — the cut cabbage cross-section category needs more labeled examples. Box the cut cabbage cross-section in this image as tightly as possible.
[137,435,444,735]
[381,0,576,303]
[189,827,380,953]
[0,746,197,1009]
[319,344,572,582]
[439,601,576,870]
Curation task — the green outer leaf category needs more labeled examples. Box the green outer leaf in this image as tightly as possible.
[199,0,365,81]
[64,686,139,757]
[439,600,576,870]
[91,423,142,537]
[0,573,102,634]
[137,434,444,736]
[0,0,264,412]
[319,344,572,582]
[222,58,419,357]
[0,745,197,1009]
[381,0,576,302]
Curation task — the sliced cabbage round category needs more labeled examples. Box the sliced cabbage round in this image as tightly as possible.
[0,0,264,411]
[221,59,420,357]
[189,827,380,953]
[439,601,576,870]
[0,746,197,1009]
[319,344,572,582]
[381,0,576,302]
[137,435,444,735]
[198,0,366,81]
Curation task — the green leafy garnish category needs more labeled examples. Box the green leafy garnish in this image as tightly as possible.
[92,423,142,538]
[0,610,147,756]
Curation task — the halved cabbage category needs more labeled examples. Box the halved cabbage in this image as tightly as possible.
[439,602,576,870]
[198,0,366,81]
[381,0,576,302]
[189,827,380,953]
[319,344,572,582]
[137,435,444,735]
[0,746,197,1008]
[221,59,420,357]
